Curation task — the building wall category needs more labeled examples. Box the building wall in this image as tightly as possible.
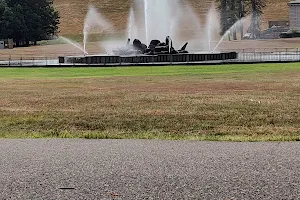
[0,41,4,50]
[289,3,300,30]
[0,39,14,49]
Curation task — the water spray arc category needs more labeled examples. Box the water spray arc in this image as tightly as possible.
[83,5,113,55]
[212,15,249,52]
[60,36,88,55]
[59,1,239,64]
[127,0,213,51]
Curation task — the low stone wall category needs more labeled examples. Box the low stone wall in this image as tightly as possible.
[60,52,238,65]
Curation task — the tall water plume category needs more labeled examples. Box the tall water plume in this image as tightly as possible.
[127,8,138,40]
[86,0,240,54]
[83,6,113,54]
[144,0,149,44]
[205,5,220,52]
[126,0,203,50]
[144,0,173,43]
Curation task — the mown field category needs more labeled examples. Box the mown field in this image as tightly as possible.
[0,63,299,141]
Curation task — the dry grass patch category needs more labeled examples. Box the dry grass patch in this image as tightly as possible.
[0,66,299,141]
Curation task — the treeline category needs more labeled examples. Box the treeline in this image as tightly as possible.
[216,0,266,40]
[0,0,59,46]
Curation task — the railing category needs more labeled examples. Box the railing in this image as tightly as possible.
[222,48,300,53]
[0,55,59,66]
[236,52,300,62]
[1,48,300,66]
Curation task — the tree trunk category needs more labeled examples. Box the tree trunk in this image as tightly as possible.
[15,40,20,47]
[239,0,244,40]
[249,0,265,39]
[218,0,230,36]
[240,22,244,40]
[233,25,237,40]
[25,39,29,47]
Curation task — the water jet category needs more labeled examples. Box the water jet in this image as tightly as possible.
[59,1,238,65]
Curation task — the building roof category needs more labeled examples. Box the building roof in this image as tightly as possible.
[289,0,300,5]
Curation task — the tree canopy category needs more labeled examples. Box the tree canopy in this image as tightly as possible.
[0,0,59,46]
[216,0,266,40]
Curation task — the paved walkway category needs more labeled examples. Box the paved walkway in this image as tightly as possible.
[0,139,299,199]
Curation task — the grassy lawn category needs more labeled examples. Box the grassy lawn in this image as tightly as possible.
[0,63,299,141]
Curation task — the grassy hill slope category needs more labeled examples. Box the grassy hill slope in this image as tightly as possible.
[53,0,290,36]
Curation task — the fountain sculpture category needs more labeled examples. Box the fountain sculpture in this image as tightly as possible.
[59,0,238,65]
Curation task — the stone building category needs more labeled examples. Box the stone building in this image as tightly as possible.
[0,38,14,49]
[0,41,4,49]
[0,39,13,49]
[289,0,300,30]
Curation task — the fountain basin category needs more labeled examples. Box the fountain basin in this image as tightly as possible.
[59,52,237,65]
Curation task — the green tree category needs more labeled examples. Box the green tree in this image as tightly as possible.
[216,0,266,40]
[10,3,27,46]
[228,0,238,40]
[218,0,229,36]
[0,0,14,39]
[238,0,245,39]
[248,0,266,39]
[217,0,239,40]
[0,0,59,46]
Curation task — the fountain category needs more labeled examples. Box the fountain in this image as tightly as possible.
[83,5,113,54]
[59,36,88,55]
[59,1,238,65]
[205,5,220,52]
[213,16,250,52]
[127,8,137,41]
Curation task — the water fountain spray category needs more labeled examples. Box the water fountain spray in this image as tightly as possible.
[207,14,212,52]
[213,15,249,52]
[83,5,113,55]
[127,8,138,40]
[60,36,88,55]
[144,0,149,45]
[60,1,238,64]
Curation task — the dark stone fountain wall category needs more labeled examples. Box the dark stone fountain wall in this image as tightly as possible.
[59,52,237,65]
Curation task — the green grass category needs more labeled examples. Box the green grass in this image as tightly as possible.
[0,63,299,141]
[1,131,300,142]
[0,63,299,79]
